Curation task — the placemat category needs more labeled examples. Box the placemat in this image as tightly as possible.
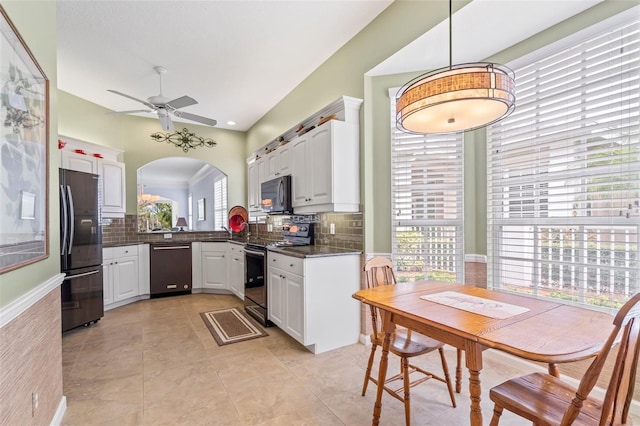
[420,291,529,319]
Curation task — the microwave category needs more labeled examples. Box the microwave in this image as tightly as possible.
[261,175,293,214]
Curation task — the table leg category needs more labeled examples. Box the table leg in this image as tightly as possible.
[465,343,484,426]
[372,312,393,425]
[548,363,559,377]
[456,348,463,393]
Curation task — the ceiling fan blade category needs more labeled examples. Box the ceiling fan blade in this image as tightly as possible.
[166,95,197,110]
[107,89,155,109]
[106,109,152,115]
[158,110,174,131]
[172,110,217,127]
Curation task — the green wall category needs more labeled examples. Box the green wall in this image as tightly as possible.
[247,0,638,256]
[0,0,58,307]
[58,91,248,214]
[2,0,636,308]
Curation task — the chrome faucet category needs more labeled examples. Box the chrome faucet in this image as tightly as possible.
[222,226,232,238]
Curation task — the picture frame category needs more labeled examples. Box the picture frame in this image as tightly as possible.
[0,6,49,273]
[197,198,205,221]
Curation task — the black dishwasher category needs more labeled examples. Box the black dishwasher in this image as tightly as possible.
[150,243,192,297]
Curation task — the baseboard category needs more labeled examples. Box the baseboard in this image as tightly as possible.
[50,396,66,426]
[464,254,487,263]
[0,273,65,328]
[358,333,370,345]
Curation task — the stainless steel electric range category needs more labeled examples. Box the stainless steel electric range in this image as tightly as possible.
[243,222,314,326]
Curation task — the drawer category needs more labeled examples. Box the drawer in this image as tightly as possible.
[113,245,138,258]
[228,243,244,255]
[269,252,303,276]
[202,242,226,252]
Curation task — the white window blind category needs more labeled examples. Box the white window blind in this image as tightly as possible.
[487,10,640,310]
[214,176,227,231]
[390,90,464,283]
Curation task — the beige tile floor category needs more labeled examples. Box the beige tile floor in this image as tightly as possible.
[60,293,630,425]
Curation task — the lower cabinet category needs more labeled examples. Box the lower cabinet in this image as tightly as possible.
[227,243,245,299]
[267,251,360,354]
[268,264,304,342]
[201,243,227,290]
[103,245,144,309]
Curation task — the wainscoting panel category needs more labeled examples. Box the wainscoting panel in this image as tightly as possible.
[0,283,64,425]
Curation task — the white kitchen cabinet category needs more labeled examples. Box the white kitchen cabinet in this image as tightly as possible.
[61,149,126,217]
[201,242,227,290]
[61,150,97,173]
[267,251,360,353]
[99,160,126,214]
[102,249,115,306]
[265,144,291,180]
[227,243,245,299]
[247,156,266,215]
[103,245,141,310]
[267,255,304,340]
[291,120,360,213]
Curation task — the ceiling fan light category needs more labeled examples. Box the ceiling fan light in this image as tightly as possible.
[396,62,516,134]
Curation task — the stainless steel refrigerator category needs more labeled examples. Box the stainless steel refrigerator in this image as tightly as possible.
[60,168,104,332]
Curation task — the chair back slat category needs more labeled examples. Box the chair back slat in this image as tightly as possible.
[600,318,639,425]
[363,257,396,335]
[560,293,640,426]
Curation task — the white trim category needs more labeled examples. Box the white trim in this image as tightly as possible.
[464,254,487,264]
[364,252,392,261]
[50,396,66,426]
[0,273,65,328]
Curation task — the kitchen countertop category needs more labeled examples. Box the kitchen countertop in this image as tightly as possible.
[268,245,362,258]
[104,240,361,258]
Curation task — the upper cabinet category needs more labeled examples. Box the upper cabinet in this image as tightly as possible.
[59,135,126,218]
[291,120,359,213]
[248,96,362,216]
[266,144,291,180]
[247,156,266,215]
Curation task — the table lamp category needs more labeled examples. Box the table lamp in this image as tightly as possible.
[175,217,188,231]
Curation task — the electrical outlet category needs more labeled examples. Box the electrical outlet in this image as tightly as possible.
[32,392,38,416]
[163,233,172,239]
[330,223,335,235]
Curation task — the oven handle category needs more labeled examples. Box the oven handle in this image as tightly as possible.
[244,248,266,257]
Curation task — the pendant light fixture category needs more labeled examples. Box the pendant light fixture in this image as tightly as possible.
[396,0,516,134]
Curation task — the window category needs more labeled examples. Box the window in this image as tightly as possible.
[214,176,228,231]
[487,9,640,310]
[390,90,464,283]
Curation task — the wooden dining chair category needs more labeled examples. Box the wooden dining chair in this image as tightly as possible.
[489,292,640,426]
[361,257,456,426]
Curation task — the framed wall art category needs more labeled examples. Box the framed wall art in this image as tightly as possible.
[0,6,50,273]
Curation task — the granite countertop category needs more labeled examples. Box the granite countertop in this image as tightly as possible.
[268,245,362,259]
[103,239,361,258]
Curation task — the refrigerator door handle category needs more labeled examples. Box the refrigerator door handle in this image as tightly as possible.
[66,269,101,279]
[60,184,68,255]
[66,185,75,255]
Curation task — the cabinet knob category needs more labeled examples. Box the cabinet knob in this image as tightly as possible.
[290,264,294,267]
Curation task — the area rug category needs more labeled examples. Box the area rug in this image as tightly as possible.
[200,307,268,346]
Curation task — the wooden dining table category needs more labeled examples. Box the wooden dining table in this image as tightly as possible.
[353,281,615,426]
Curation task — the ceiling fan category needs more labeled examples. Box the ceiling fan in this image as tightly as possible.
[107,66,217,131]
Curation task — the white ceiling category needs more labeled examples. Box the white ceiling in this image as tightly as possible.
[57,0,604,134]
[56,0,393,132]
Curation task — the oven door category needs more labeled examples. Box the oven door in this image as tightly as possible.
[244,247,268,325]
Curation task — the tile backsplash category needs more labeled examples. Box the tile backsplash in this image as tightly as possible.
[102,212,363,251]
